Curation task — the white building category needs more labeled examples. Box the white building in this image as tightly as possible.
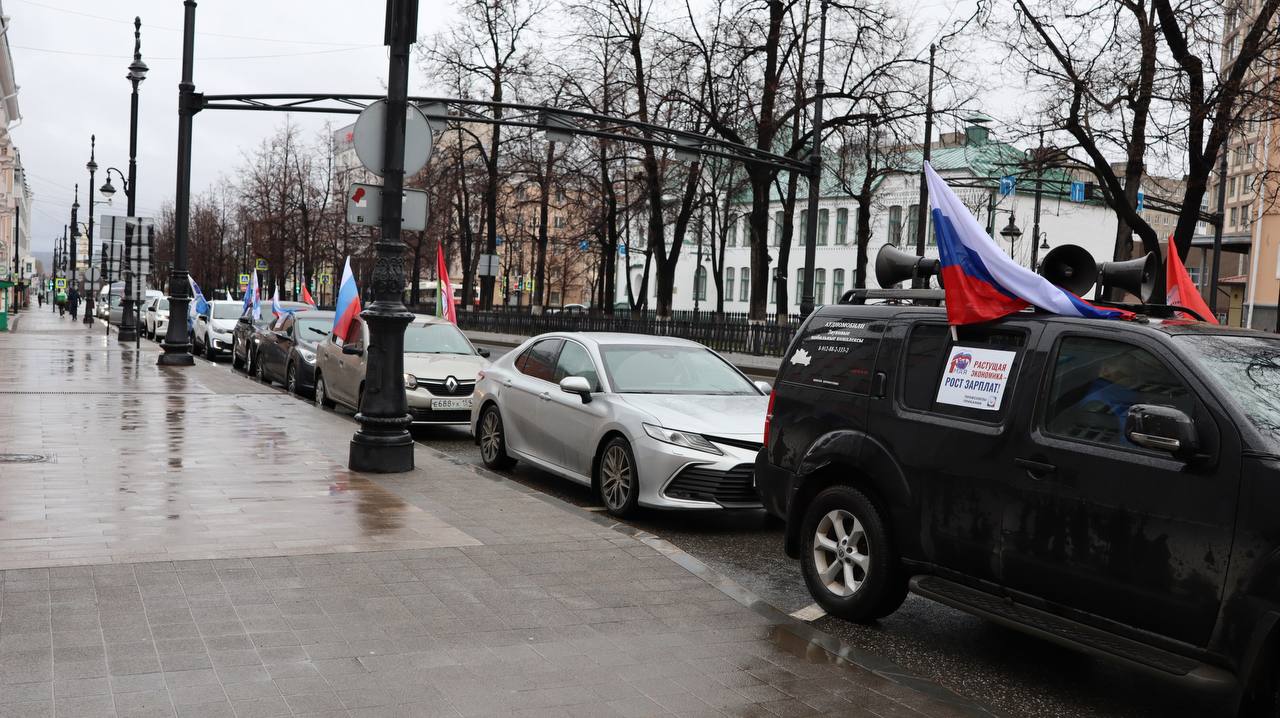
[618,121,1121,313]
[0,7,28,303]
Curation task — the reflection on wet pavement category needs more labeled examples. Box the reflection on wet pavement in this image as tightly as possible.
[0,312,477,570]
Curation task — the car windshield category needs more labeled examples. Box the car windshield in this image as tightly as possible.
[157,298,168,311]
[599,345,758,395]
[404,323,474,354]
[296,318,330,340]
[1177,334,1280,449]
[212,304,241,319]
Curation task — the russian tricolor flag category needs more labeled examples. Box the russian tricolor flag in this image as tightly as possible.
[926,162,1125,325]
[332,257,362,342]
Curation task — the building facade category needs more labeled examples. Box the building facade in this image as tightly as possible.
[0,8,28,309]
[620,121,1121,313]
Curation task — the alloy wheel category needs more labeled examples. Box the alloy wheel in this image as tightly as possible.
[479,410,501,464]
[315,377,327,408]
[287,363,297,394]
[600,444,633,510]
[812,509,869,598]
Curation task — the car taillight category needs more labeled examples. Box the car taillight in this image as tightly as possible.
[763,389,776,446]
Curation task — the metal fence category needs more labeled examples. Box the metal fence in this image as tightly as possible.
[456,309,799,357]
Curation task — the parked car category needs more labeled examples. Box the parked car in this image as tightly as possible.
[96,285,110,318]
[253,310,334,395]
[108,286,160,327]
[314,314,490,425]
[756,296,1280,713]
[142,296,170,340]
[471,333,769,517]
[190,300,248,360]
[230,301,312,374]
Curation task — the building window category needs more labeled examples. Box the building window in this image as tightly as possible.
[832,269,845,301]
[1230,206,1239,227]
[815,269,826,305]
[725,270,735,302]
[727,217,738,247]
[555,190,567,203]
[694,265,707,301]
[1187,266,1203,286]
[773,211,784,246]
[799,210,808,246]
[835,208,848,245]
[739,267,750,302]
[817,209,829,246]
[888,205,903,244]
[795,272,804,305]
[907,205,919,246]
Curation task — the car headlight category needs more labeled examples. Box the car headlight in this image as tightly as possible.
[298,348,316,364]
[404,373,417,390]
[642,423,722,455]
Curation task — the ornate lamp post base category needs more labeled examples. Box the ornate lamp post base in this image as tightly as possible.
[157,348,195,366]
[348,301,415,473]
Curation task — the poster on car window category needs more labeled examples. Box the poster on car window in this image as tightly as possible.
[935,345,1017,411]
[787,319,883,394]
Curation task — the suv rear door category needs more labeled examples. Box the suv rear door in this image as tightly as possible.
[1003,325,1238,646]
[874,317,1039,582]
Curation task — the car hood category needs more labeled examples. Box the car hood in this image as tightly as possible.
[618,394,766,437]
[403,353,487,380]
[210,319,237,333]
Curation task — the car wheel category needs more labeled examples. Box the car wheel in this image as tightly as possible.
[800,485,906,622]
[286,362,298,395]
[205,338,216,361]
[315,374,336,409]
[596,437,639,518]
[255,354,269,384]
[231,339,244,370]
[478,405,516,470]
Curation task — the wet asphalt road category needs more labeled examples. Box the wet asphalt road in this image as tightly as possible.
[209,339,1230,718]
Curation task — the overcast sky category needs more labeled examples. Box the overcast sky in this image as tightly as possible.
[10,0,978,255]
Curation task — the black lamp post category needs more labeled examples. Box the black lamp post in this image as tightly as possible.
[798,0,829,319]
[1000,214,1023,259]
[160,7,194,366]
[69,185,79,300]
[84,136,98,324]
[118,16,147,344]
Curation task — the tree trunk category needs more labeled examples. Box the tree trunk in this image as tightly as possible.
[774,174,799,322]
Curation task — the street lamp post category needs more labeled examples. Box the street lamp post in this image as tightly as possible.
[84,136,98,324]
[117,18,147,344]
[1000,214,1023,259]
[70,185,79,306]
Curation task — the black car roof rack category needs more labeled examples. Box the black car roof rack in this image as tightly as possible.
[1088,300,1210,322]
[839,288,945,306]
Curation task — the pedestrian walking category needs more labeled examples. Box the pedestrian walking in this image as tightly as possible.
[55,288,67,316]
[67,287,80,320]
[36,291,43,308]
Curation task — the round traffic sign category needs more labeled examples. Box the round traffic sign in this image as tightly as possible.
[353,100,434,178]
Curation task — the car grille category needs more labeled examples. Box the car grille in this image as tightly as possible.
[418,379,476,397]
[664,464,760,507]
[408,408,471,423]
[701,435,764,452]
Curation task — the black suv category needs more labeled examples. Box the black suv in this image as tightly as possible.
[756,300,1280,713]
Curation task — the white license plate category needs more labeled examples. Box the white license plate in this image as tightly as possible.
[431,398,473,410]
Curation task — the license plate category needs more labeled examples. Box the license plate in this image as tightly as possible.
[431,398,473,410]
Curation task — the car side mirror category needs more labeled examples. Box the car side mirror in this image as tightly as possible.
[1125,404,1199,459]
[342,344,364,356]
[560,376,593,403]
[754,380,772,394]
[477,348,491,358]
[198,314,208,322]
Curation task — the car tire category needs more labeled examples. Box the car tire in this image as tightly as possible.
[205,338,216,361]
[286,361,298,396]
[231,339,244,371]
[255,354,269,385]
[315,374,336,409]
[478,405,516,470]
[799,485,905,623]
[596,437,639,518]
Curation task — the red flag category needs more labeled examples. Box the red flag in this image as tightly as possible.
[1166,236,1217,323]
[436,243,456,324]
[301,285,317,307]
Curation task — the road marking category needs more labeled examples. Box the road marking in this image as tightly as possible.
[789,603,826,622]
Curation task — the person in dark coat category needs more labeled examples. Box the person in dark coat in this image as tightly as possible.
[67,287,80,320]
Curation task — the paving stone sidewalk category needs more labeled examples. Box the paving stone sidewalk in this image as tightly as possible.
[0,310,988,718]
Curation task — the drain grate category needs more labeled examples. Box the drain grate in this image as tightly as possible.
[0,453,50,464]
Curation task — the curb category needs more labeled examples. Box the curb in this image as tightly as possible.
[419,442,998,717]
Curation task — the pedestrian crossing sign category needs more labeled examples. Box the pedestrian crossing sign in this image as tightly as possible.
[55,278,66,289]
[318,273,332,286]
[238,273,250,287]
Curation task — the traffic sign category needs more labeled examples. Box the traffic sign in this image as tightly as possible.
[1136,190,1144,211]
[256,258,268,271]
[55,278,66,289]
[345,182,429,231]
[1070,181,1085,202]
[352,100,434,178]
[476,253,500,277]
[999,175,1016,197]
[238,273,251,286]
[318,273,332,286]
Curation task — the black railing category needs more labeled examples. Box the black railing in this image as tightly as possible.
[456,309,799,356]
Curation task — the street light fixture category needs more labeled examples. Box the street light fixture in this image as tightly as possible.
[84,135,99,324]
[119,16,147,345]
[1000,214,1023,258]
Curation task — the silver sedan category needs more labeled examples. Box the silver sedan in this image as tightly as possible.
[470,332,770,517]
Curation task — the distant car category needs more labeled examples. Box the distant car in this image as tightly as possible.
[548,303,589,315]
[314,314,490,425]
[191,300,247,360]
[109,287,160,328]
[470,333,769,517]
[143,296,170,340]
[253,310,334,396]
[230,302,311,374]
